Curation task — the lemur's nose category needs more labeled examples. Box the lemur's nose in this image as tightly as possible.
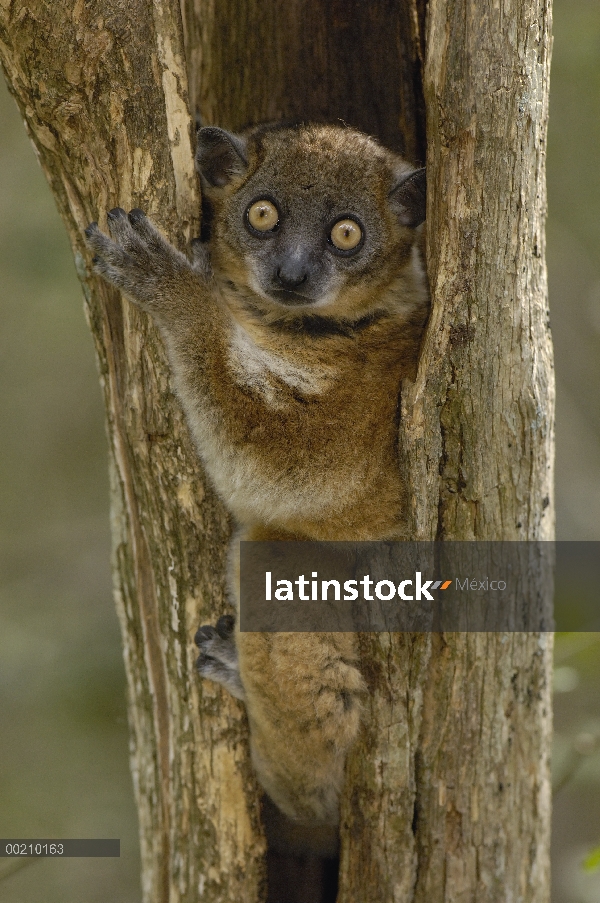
[276,267,308,290]
[275,247,311,290]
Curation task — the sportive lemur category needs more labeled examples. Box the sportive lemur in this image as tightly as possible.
[85,123,429,833]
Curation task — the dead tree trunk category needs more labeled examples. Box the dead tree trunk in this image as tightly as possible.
[0,1,553,901]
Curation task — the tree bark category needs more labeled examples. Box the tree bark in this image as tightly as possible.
[340,2,554,901]
[0,1,554,902]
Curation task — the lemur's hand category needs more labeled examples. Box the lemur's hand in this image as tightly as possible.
[85,208,210,308]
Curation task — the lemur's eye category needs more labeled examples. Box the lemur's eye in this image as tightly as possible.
[330,218,363,252]
[247,200,279,232]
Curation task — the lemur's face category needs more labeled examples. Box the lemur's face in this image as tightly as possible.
[226,187,369,310]
[197,125,426,319]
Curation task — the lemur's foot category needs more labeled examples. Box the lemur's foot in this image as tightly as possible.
[194,615,245,701]
[84,208,208,305]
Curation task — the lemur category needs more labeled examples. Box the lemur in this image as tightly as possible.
[85,122,428,840]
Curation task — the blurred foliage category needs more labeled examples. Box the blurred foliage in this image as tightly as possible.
[0,1,599,901]
[547,4,600,896]
[583,846,600,874]
[549,0,600,543]
[0,71,140,902]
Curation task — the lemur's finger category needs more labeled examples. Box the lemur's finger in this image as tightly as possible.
[105,207,156,264]
[190,237,211,275]
[91,256,138,291]
[127,208,172,252]
[85,222,135,269]
[216,614,235,638]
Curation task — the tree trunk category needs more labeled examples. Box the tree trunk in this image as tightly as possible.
[0,3,263,901]
[0,1,554,902]
[340,3,554,901]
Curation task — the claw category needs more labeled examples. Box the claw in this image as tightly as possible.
[194,625,217,646]
[216,614,235,638]
[84,222,98,238]
[107,207,127,220]
[129,208,146,224]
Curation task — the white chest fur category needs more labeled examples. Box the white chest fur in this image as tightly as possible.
[227,323,334,406]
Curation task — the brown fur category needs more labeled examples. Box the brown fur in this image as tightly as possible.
[85,123,429,830]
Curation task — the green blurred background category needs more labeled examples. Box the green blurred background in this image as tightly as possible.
[1,2,599,899]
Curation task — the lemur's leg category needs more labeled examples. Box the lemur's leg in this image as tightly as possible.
[196,525,366,825]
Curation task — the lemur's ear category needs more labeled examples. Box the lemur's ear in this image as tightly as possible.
[196,127,248,188]
[389,168,426,227]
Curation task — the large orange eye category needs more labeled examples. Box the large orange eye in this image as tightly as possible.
[247,199,279,232]
[330,218,362,251]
